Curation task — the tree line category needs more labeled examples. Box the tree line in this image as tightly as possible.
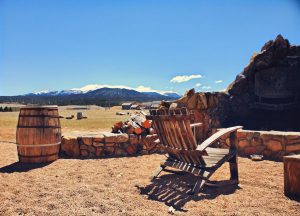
[0,106,13,112]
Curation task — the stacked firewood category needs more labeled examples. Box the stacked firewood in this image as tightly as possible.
[111,113,155,136]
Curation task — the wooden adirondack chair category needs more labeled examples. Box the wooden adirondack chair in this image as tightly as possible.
[146,108,243,195]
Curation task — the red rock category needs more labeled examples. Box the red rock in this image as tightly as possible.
[80,145,88,150]
[244,146,258,155]
[104,146,115,156]
[93,142,105,147]
[80,149,89,157]
[95,147,104,157]
[103,133,129,143]
[266,139,283,152]
[81,137,93,146]
[126,145,137,155]
[129,134,138,145]
[286,144,300,153]
[237,139,249,149]
[93,134,105,143]
[244,147,258,155]
[251,137,262,146]
[61,136,80,157]
[88,145,95,153]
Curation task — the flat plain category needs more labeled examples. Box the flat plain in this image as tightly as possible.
[0,106,299,215]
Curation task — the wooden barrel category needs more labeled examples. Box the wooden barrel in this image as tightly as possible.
[16,106,61,163]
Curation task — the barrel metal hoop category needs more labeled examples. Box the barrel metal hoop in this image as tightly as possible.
[16,142,61,147]
[17,126,61,129]
[20,107,58,110]
[18,115,60,118]
[18,152,58,158]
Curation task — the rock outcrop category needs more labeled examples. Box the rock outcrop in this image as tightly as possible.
[163,35,300,140]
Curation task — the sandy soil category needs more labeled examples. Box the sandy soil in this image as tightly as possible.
[0,141,299,216]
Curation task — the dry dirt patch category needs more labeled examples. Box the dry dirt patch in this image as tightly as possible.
[0,141,299,216]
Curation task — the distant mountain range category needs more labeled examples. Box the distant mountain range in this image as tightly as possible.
[0,85,181,106]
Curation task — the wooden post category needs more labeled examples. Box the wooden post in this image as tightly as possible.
[284,155,300,200]
[229,131,239,182]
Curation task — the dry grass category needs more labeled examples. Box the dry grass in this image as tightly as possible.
[0,105,299,215]
[0,106,131,141]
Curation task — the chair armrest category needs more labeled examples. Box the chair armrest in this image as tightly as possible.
[190,123,203,128]
[196,126,243,151]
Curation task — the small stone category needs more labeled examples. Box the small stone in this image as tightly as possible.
[81,137,93,146]
[60,136,80,157]
[244,147,257,155]
[104,146,115,156]
[266,139,283,152]
[95,147,104,157]
[286,144,300,153]
[88,145,96,153]
[80,149,89,157]
[237,139,249,149]
[168,206,176,215]
[93,142,105,147]
[80,145,88,150]
[126,145,137,155]
[251,137,262,146]
[103,133,129,143]
[129,134,138,145]
[93,134,105,143]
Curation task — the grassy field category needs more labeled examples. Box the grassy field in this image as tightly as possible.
[0,105,133,142]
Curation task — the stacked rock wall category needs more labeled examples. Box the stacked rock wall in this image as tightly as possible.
[216,129,300,159]
[60,131,163,159]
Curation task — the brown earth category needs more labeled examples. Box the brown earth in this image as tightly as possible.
[0,107,299,215]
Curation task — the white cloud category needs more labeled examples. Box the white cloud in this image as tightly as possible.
[195,83,202,87]
[214,80,223,84]
[170,74,203,83]
[202,86,211,90]
[71,84,177,95]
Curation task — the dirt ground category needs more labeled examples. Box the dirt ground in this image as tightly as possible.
[0,107,299,215]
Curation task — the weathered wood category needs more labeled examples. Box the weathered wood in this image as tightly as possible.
[150,164,166,181]
[196,126,243,151]
[147,108,242,195]
[16,106,61,163]
[229,132,239,182]
[284,155,300,199]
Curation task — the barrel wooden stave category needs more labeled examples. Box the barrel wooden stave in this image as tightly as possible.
[16,106,61,163]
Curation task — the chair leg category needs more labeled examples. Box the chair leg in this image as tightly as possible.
[150,165,166,181]
[229,154,239,183]
[189,178,206,195]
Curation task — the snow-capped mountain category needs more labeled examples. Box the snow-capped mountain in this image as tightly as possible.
[27,84,181,98]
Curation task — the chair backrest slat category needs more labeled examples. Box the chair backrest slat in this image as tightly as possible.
[147,108,209,165]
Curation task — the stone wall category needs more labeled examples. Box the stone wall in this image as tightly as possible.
[60,131,163,159]
[216,129,300,159]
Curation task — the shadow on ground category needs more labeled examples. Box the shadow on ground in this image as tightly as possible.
[0,162,53,173]
[138,173,241,212]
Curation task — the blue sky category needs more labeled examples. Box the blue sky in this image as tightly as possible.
[1,0,300,95]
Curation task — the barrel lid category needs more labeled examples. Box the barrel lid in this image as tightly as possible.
[20,105,58,110]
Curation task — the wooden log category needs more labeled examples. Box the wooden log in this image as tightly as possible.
[112,121,124,133]
[284,155,300,200]
[142,120,152,129]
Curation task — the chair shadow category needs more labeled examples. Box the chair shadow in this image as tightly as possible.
[0,162,53,173]
[138,173,241,212]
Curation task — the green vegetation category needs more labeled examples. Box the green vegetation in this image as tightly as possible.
[0,106,13,112]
